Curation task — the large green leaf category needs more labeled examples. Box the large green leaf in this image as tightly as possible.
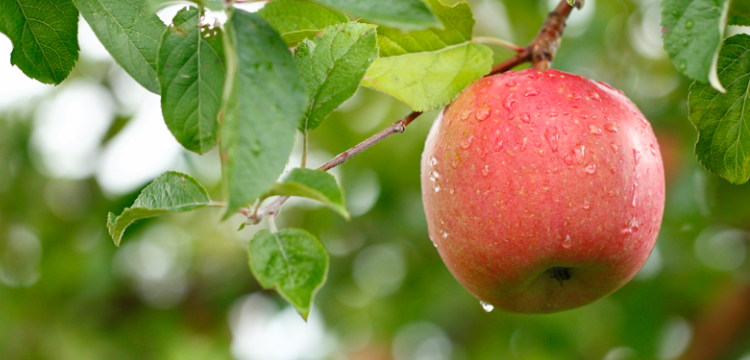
[265,168,349,219]
[158,7,225,154]
[376,0,473,57]
[258,0,348,47]
[74,0,166,94]
[220,10,307,217]
[295,22,377,131]
[310,0,439,31]
[107,171,212,246]
[362,43,492,112]
[0,0,79,84]
[689,34,750,184]
[661,0,730,91]
[248,228,328,320]
[728,0,750,26]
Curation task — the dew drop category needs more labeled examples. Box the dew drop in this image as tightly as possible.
[480,301,494,312]
[650,144,657,156]
[440,229,449,239]
[451,158,460,169]
[573,143,585,164]
[505,81,517,87]
[631,182,638,207]
[685,20,694,29]
[534,139,542,148]
[524,88,539,97]
[604,122,618,133]
[428,155,438,167]
[563,153,574,165]
[493,137,504,152]
[681,38,688,47]
[482,165,490,177]
[562,235,572,248]
[678,60,687,71]
[461,135,474,149]
[590,92,601,101]
[520,138,528,152]
[582,199,590,210]
[460,110,474,121]
[503,94,517,111]
[633,149,641,164]
[611,143,619,153]
[520,112,531,123]
[449,188,455,195]
[429,170,440,182]
[433,183,441,192]
[585,163,596,174]
[589,125,602,135]
[608,190,616,197]
[544,127,559,152]
[548,112,558,118]
[476,106,491,121]
[621,217,640,234]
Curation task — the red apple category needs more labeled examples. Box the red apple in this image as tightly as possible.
[421,68,665,313]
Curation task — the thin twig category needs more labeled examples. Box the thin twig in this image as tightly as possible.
[245,0,576,224]
[472,37,525,53]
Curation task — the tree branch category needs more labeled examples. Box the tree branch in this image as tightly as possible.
[245,0,576,224]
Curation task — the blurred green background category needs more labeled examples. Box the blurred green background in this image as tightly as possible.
[1,0,750,359]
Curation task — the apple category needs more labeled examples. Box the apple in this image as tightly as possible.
[421,68,665,313]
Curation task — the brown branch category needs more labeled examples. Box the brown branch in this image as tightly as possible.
[245,0,576,224]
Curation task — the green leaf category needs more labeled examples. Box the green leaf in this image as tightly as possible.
[107,171,211,246]
[158,7,225,154]
[362,43,492,112]
[0,0,79,84]
[248,228,328,320]
[728,0,750,26]
[258,0,349,47]
[74,0,166,94]
[295,22,377,131]
[220,10,307,217]
[376,0,473,57]
[689,34,750,184]
[310,0,439,31]
[265,168,349,219]
[661,0,730,91]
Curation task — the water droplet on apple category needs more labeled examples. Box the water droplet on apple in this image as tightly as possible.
[503,94,517,111]
[533,139,542,148]
[428,155,438,167]
[563,153,574,165]
[650,144,657,156]
[439,229,449,239]
[621,217,640,234]
[493,137,504,152]
[582,199,590,210]
[480,301,494,312]
[505,81,517,87]
[520,112,531,123]
[611,143,619,153]
[608,190,616,197]
[631,182,638,207]
[461,135,474,149]
[573,144,585,164]
[482,165,490,177]
[585,163,596,174]
[524,88,539,97]
[476,106,491,121]
[451,158,460,169]
[429,170,440,182]
[460,110,474,121]
[449,188,455,195]
[548,112,558,118]
[604,123,618,133]
[433,183,441,192]
[562,235,572,248]
[589,125,602,135]
[633,149,641,164]
[520,138,528,152]
[545,127,559,152]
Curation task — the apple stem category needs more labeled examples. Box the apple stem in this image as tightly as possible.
[243,0,578,223]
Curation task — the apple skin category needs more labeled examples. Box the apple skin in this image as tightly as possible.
[421,68,665,313]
